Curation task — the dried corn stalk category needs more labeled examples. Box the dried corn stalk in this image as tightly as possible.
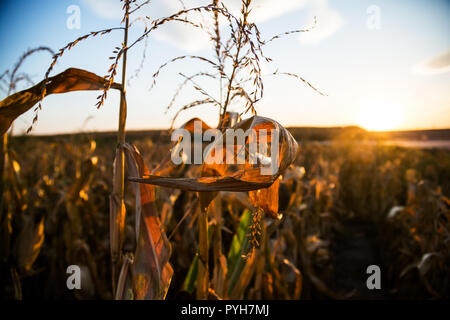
[13,214,45,274]
[129,115,298,299]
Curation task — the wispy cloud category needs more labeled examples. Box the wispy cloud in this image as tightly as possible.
[81,0,123,20]
[139,1,210,51]
[412,49,450,75]
[225,0,309,23]
[82,0,342,50]
[298,0,343,45]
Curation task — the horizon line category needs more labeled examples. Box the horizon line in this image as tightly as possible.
[11,125,450,138]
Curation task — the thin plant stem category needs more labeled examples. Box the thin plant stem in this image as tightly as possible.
[197,202,209,299]
[0,134,6,220]
[219,1,250,128]
[112,0,130,296]
[115,253,133,300]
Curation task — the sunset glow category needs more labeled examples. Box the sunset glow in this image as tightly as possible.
[356,99,404,131]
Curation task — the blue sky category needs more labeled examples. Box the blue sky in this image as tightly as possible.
[0,0,449,134]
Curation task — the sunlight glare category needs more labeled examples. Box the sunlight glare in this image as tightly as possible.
[356,99,404,131]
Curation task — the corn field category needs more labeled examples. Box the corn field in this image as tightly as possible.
[0,0,449,301]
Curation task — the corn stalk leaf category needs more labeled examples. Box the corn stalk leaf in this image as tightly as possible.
[227,209,251,273]
[110,148,126,268]
[182,226,214,295]
[249,178,281,219]
[122,143,173,300]
[130,116,298,193]
[182,255,199,294]
[0,68,122,135]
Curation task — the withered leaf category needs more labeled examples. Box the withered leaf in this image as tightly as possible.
[130,116,298,196]
[122,143,173,300]
[0,68,122,135]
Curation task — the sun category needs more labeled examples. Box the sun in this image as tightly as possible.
[356,99,404,131]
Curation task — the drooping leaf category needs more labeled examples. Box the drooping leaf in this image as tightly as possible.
[249,177,281,219]
[130,116,299,193]
[0,68,122,135]
[151,117,211,177]
[129,174,273,192]
[122,143,173,300]
[201,115,299,184]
